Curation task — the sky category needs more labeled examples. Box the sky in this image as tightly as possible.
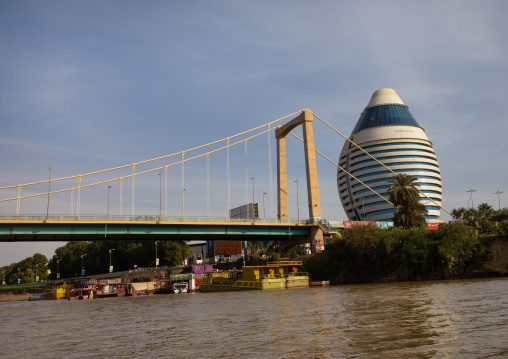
[1,1,507,267]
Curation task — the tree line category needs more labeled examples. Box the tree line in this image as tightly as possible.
[1,240,189,285]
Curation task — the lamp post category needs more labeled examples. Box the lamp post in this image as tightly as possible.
[56,258,61,279]
[17,267,23,284]
[250,174,255,219]
[263,191,267,220]
[46,164,51,220]
[494,190,503,210]
[182,188,185,218]
[107,185,111,219]
[109,249,115,273]
[466,189,476,209]
[35,264,39,283]
[294,177,300,222]
[155,240,160,268]
[81,254,86,276]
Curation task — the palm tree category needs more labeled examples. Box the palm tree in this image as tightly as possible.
[392,198,428,229]
[388,173,420,206]
[388,173,427,229]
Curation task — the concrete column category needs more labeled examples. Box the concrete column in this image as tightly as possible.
[301,110,321,220]
[277,136,288,220]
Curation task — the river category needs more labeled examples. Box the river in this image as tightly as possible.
[0,277,507,358]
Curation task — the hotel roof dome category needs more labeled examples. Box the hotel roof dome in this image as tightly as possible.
[352,88,421,134]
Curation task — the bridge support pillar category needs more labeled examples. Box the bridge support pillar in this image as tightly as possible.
[276,109,321,221]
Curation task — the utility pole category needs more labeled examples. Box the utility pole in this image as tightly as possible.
[46,164,51,220]
[294,177,300,222]
[466,189,476,209]
[494,190,503,210]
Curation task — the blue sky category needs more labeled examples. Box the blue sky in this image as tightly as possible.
[1,1,507,266]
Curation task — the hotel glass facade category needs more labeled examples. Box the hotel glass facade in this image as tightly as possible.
[337,89,442,221]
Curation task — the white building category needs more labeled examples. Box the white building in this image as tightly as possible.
[337,88,442,222]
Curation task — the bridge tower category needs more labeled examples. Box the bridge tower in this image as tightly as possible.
[275,109,324,252]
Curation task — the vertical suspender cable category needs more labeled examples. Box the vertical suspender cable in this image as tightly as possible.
[77,175,81,218]
[227,138,230,217]
[268,124,273,218]
[206,153,210,216]
[244,140,248,204]
[119,178,123,216]
[131,164,136,217]
[181,152,185,218]
[16,185,21,216]
[165,166,168,218]
[70,188,74,216]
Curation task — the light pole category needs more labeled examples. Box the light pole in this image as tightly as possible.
[294,177,300,222]
[81,254,86,276]
[182,188,185,218]
[46,164,51,220]
[107,185,112,219]
[494,190,503,210]
[263,191,267,220]
[159,170,162,219]
[250,174,255,219]
[466,189,476,209]
[56,258,61,279]
[109,249,115,273]
[155,240,160,268]
[35,264,39,282]
[17,267,23,284]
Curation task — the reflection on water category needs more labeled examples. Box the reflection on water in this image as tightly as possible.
[1,278,507,358]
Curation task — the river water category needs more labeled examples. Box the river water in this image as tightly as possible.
[1,277,507,358]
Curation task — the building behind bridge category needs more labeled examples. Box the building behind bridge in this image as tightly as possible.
[337,88,442,222]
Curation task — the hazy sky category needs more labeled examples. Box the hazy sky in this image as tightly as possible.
[1,1,507,267]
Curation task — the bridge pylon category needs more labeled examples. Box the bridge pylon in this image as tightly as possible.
[275,109,324,252]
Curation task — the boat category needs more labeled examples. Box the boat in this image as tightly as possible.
[126,282,157,296]
[28,293,44,301]
[42,282,73,300]
[199,261,309,292]
[173,282,188,294]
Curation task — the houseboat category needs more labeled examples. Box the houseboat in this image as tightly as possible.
[126,282,157,296]
[199,261,309,292]
[42,282,73,300]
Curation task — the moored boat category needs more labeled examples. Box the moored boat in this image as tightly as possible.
[200,261,309,292]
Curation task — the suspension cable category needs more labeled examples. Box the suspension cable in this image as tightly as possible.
[289,132,393,207]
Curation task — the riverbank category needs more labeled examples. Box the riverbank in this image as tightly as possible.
[0,293,31,302]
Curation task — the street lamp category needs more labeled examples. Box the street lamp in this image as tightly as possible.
[109,249,115,273]
[155,240,160,268]
[494,190,503,210]
[17,267,23,284]
[81,254,87,276]
[250,174,255,219]
[56,258,61,279]
[107,185,112,219]
[466,189,476,209]
[263,191,267,220]
[182,188,186,218]
[294,177,300,222]
[35,264,39,282]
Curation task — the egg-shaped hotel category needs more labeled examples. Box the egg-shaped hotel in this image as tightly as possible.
[337,88,442,222]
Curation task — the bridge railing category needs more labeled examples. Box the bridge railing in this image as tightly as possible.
[0,214,335,225]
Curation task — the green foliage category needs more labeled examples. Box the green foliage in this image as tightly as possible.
[435,221,483,276]
[47,240,189,279]
[1,253,49,285]
[304,220,488,284]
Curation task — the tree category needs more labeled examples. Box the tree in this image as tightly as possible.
[388,173,428,229]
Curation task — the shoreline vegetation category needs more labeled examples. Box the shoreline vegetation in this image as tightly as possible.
[303,221,508,284]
